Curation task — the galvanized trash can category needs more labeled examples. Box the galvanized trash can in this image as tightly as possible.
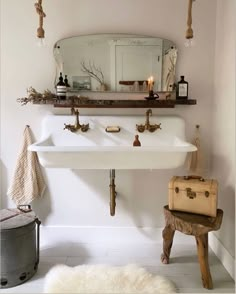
[0,205,41,288]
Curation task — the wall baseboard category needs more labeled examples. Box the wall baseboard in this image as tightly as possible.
[209,232,235,280]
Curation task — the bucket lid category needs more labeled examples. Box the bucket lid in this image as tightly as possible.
[0,207,36,230]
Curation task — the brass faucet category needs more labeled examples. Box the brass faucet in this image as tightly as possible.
[64,107,89,132]
[136,109,161,133]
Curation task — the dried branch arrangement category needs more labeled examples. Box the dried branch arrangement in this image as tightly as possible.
[17,87,89,106]
[81,61,105,86]
[17,87,57,105]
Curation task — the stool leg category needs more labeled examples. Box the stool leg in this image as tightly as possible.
[161,225,175,264]
[195,233,213,289]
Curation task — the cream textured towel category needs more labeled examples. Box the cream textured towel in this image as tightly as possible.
[185,126,203,175]
[8,126,46,205]
[186,137,200,171]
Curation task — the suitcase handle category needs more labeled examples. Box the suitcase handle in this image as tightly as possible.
[184,175,205,182]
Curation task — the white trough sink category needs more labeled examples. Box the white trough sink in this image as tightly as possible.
[29,114,196,169]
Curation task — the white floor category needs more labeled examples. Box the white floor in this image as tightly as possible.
[0,241,235,293]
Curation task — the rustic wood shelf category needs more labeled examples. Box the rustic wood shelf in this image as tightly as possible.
[18,88,196,108]
[28,98,196,108]
[53,99,196,108]
[175,99,196,105]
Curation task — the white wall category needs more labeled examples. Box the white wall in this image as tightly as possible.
[1,0,218,240]
[210,0,235,277]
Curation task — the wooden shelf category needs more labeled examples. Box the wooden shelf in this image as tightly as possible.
[28,98,196,108]
[175,99,196,105]
[18,89,196,108]
[53,99,196,108]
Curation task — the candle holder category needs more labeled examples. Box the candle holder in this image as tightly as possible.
[145,90,159,100]
[149,90,154,97]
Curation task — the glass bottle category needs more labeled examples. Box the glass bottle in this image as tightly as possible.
[177,76,188,99]
[56,72,66,100]
[64,75,71,88]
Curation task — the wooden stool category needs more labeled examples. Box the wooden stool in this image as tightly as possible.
[160,205,223,290]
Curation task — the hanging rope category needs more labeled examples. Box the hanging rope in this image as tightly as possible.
[35,0,46,38]
[186,0,193,39]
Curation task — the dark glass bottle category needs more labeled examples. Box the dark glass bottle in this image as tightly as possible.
[177,76,188,99]
[64,75,71,88]
[56,72,66,100]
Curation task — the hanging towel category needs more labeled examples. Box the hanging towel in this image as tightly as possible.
[185,126,204,175]
[7,125,46,205]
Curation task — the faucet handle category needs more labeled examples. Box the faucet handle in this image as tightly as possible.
[81,123,89,132]
[71,107,79,115]
[64,123,70,130]
[136,124,145,133]
[148,123,162,133]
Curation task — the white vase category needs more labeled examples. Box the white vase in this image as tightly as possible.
[99,83,107,91]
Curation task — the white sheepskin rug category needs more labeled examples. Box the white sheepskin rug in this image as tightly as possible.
[44,264,176,293]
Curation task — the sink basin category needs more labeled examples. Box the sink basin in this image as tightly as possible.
[29,115,196,169]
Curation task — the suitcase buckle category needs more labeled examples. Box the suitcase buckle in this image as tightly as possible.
[186,188,196,199]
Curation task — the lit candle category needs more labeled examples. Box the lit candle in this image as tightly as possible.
[148,76,154,92]
[150,76,154,91]
[147,77,151,92]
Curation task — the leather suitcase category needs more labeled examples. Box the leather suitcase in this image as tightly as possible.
[168,176,218,217]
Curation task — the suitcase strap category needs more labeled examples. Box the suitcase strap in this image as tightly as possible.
[175,186,210,199]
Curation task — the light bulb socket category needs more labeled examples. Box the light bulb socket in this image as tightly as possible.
[37,27,45,38]
[185,28,193,39]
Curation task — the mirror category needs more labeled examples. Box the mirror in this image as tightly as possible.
[54,34,177,93]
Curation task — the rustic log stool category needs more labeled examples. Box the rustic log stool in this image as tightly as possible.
[161,205,223,290]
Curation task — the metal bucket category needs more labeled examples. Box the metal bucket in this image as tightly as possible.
[0,205,41,288]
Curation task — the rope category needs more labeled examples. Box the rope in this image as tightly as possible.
[34,2,46,18]
[35,0,46,38]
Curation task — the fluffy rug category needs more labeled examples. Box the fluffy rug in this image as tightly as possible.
[44,264,176,293]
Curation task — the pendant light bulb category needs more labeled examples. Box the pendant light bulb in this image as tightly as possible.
[35,0,46,48]
[36,37,46,47]
[184,0,196,48]
[184,38,196,48]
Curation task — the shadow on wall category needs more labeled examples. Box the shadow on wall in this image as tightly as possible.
[211,154,235,255]
[31,171,52,224]
[0,160,9,208]
[217,185,235,250]
[71,168,180,239]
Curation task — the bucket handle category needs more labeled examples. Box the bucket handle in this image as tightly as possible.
[17,205,32,212]
[35,218,41,268]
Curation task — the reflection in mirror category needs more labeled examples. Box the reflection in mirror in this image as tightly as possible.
[54,34,177,93]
